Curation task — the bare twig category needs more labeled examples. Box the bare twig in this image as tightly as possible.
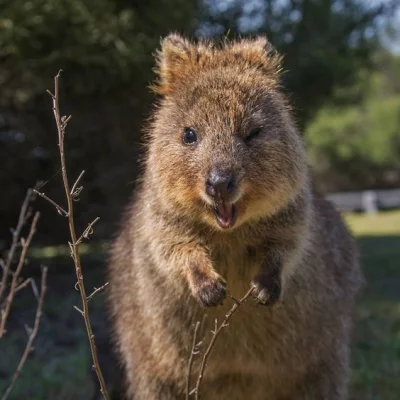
[0,212,40,338]
[86,282,109,302]
[32,189,68,217]
[0,188,46,399]
[73,305,84,316]
[1,266,48,400]
[30,279,39,301]
[191,288,254,399]
[71,170,85,200]
[186,321,201,400]
[15,278,33,294]
[0,189,33,304]
[36,71,110,399]
[76,217,100,245]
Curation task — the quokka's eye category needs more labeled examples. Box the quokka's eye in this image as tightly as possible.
[182,127,198,145]
[244,127,262,144]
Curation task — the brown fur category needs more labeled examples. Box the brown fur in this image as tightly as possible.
[108,34,363,400]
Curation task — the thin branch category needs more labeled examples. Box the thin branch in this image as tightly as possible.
[192,288,254,399]
[186,321,200,400]
[73,306,84,316]
[0,189,33,304]
[0,212,40,338]
[38,71,110,399]
[1,266,48,400]
[30,279,39,301]
[70,170,85,200]
[32,189,68,216]
[86,282,109,302]
[76,217,100,245]
[15,278,32,294]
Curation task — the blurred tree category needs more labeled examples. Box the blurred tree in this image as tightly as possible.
[0,0,197,243]
[0,0,399,243]
[198,0,398,126]
[0,0,196,104]
[305,51,400,192]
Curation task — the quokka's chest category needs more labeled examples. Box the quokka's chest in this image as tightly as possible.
[211,244,263,295]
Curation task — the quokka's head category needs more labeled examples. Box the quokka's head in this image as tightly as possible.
[146,33,308,231]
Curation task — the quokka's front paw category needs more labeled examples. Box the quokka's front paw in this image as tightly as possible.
[251,273,281,306]
[189,268,226,307]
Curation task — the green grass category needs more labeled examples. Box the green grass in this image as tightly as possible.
[0,211,399,399]
[345,210,400,400]
[345,210,400,236]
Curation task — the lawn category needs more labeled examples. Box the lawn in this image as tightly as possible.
[0,210,399,399]
[346,210,400,400]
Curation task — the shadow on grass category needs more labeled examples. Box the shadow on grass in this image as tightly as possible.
[351,235,400,400]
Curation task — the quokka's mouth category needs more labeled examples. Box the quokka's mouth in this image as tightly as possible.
[213,201,237,229]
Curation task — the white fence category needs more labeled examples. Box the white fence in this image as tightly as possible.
[326,189,400,213]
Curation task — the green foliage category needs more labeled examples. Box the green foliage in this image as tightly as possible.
[306,94,400,164]
[305,56,400,191]
[0,0,197,104]
[0,0,197,242]
[200,0,398,126]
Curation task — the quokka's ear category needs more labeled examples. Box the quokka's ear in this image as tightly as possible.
[151,33,198,96]
[228,36,282,78]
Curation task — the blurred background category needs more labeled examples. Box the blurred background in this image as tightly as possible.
[0,0,399,399]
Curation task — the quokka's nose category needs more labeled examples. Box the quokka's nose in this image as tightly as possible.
[206,169,237,200]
